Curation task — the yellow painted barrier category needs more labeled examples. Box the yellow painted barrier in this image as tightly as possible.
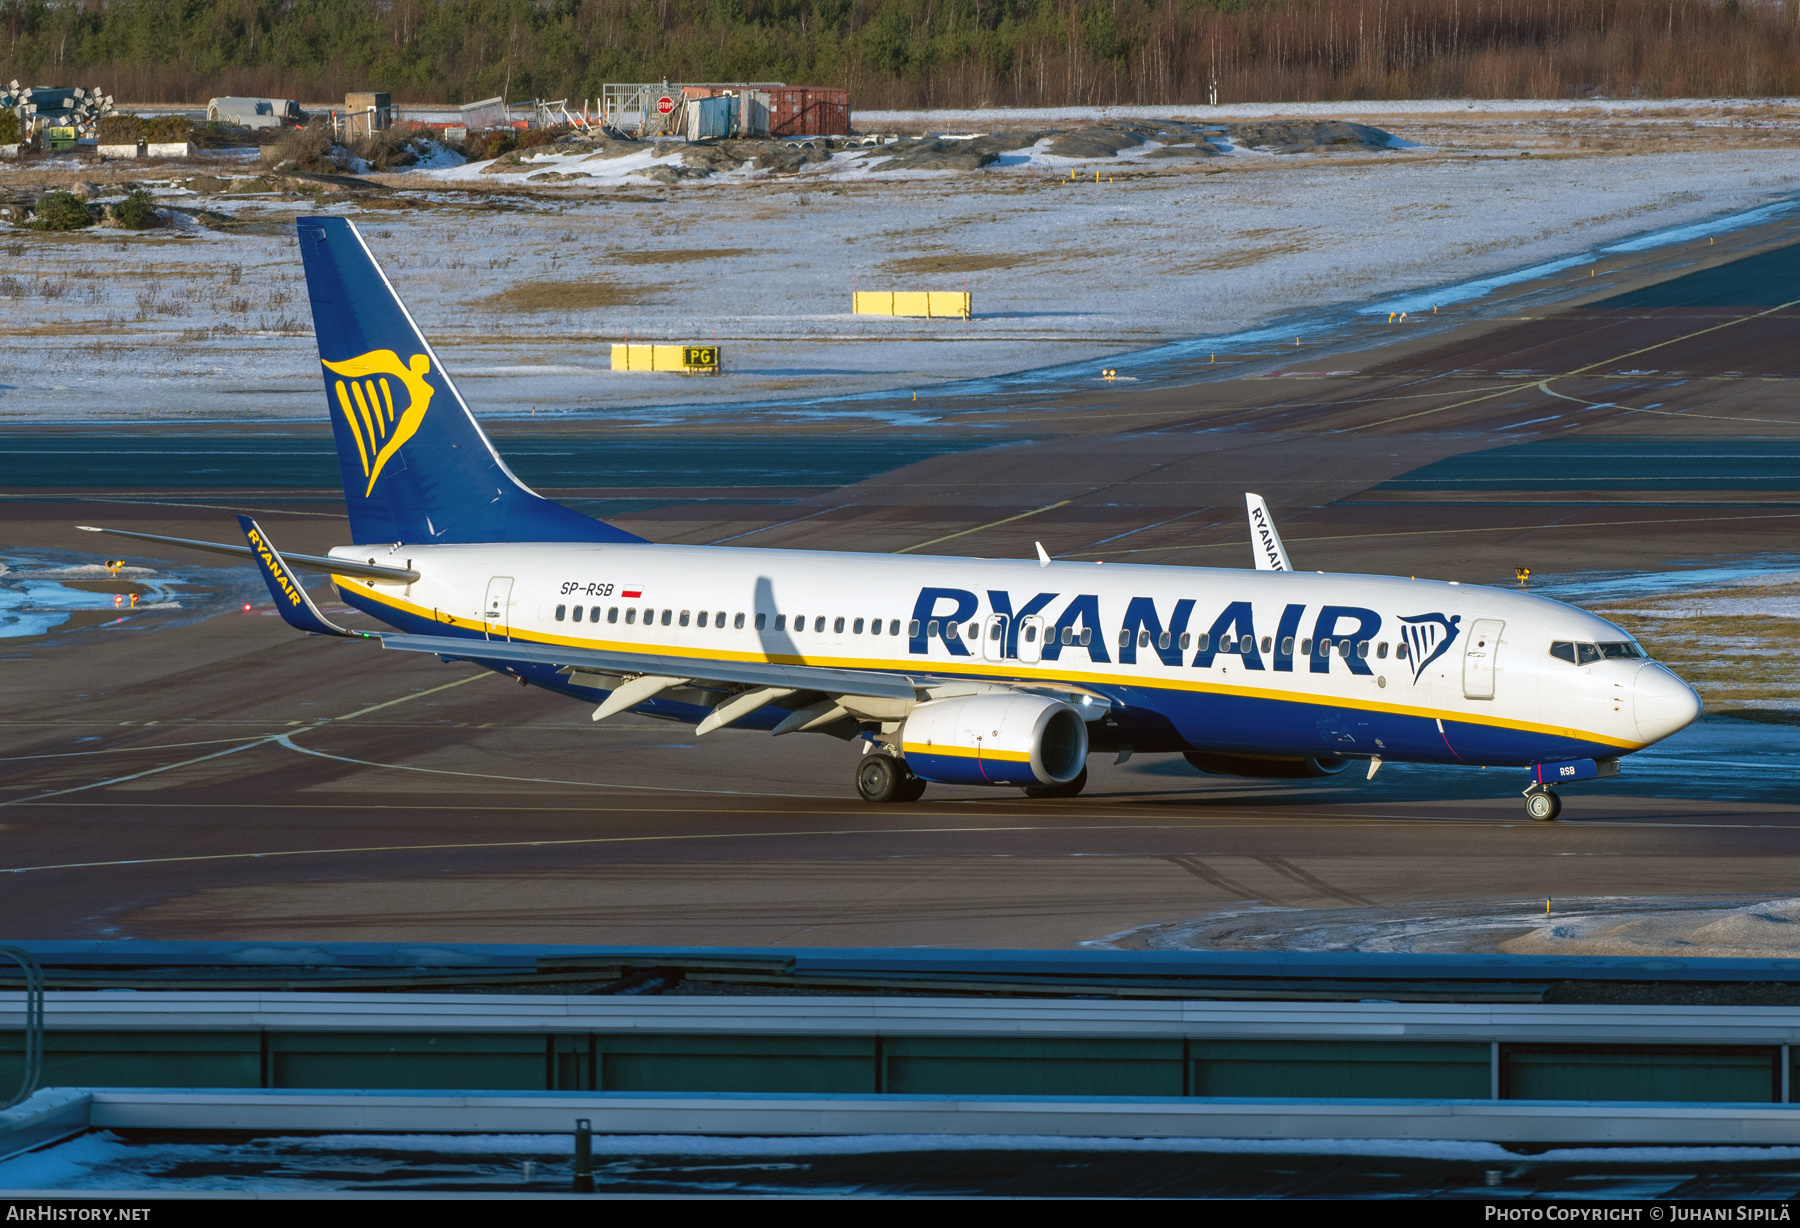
[853,291,971,320]
[609,344,722,374]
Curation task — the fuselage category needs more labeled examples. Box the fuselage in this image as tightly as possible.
[329,540,1701,769]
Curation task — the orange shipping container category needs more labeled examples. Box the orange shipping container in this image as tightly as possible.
[766,86,850,137]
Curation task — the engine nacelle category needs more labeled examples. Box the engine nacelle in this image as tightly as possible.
[900,693,1089,787]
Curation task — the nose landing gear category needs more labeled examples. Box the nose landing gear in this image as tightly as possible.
[1524,786,1562,822]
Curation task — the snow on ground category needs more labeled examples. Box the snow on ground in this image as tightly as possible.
[4,105,1800,423]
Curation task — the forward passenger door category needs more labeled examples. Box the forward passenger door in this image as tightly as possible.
[1463,618,1504,700]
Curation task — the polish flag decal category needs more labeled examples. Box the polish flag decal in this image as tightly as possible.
[621,588,643,599]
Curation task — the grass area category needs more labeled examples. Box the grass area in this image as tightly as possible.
[1590,584,1800,723]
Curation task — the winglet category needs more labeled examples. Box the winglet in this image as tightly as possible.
[1035,541,1052,568]
[1245,493,1292,571]
[237,514,360,637]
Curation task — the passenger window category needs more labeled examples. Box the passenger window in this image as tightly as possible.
[1024,624,1037,643]
[1577,643,1603,666]
[1377,642,1388,659]
[775,614,787,631]
[1079,628,1092,646]
[715,610,725,627]
[1179,632,1191,650]
[736,613,747,629]
[1300,638,1312,656]
[754,613,765,630]
[696,611,708,628]
[927,620,940,638]
[1280,636,1294,656]
[870,618,881,636]
[1060,627,1073,645]
[945,621,960,641]
[1261,637,1272,653]
[1118,629,1132,649]
[555,604,566,621]
[988,622,1001,641]
[854,618,864,634]
[590,606,601,622]
[1338,641,1351,657]
[909,620,921,637]
[814,616,826,633]
[665,610,675,626]
[571,606,583,623]
[834,617,845,634]
[608,607,619,623]
[1195,633,1210,652]
[1394,640,1407,660]
[1357,640,1370,658]
[1158,632,1171,651]
[1137,630,1150,648]
[625,608,637,625]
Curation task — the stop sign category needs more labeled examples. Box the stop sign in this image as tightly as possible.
[656,96,675,115]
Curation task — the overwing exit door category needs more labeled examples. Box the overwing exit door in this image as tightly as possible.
[483,576,514,641]
[983,614,1009,661]
[1463,618,1504,700]
[1017,615,1046,664]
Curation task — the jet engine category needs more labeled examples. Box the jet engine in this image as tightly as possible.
[900,693,1089,787]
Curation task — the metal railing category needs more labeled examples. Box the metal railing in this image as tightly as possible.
[0,945,43,1110]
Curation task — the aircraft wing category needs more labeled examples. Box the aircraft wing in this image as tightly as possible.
[376,632,921,701]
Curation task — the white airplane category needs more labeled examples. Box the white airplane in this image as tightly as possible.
[78,218,1701,821]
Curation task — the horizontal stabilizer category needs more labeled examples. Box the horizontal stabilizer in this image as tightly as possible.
[75,525,417,583]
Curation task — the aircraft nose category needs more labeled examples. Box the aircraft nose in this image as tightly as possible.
[1633,662,1702,744]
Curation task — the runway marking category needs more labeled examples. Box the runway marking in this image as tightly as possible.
[896,500,1073,554]
[1539,381,1800,428]
[1341,295,1800,432]
[272,733,833,800]
[2,813,1791,875]
[0,736,273,762]
[0,673,490,810]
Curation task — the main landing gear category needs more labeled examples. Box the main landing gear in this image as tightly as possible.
[856,753,927,803]
[1523,786,1562,822]
[1023,766,1088,799]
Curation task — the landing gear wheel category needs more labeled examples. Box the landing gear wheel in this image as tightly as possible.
[1023,766,1089,799]
[1525,789,1562,822]
[856,754,920,803]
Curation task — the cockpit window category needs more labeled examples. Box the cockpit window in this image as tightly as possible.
[1552,640,1647,666]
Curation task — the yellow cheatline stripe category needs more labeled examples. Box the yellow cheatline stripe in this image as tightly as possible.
[902,743,1032,762]
[340,586,1638,750]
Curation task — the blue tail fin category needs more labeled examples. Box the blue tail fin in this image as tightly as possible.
[296,216,643,546]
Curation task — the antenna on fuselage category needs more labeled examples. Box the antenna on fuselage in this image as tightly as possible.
[1035,541,1052,568]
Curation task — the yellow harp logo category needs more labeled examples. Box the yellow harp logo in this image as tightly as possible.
[322,350,436,497]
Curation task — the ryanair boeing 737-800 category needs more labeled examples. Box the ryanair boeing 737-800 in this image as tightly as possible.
[79,218,1700,820]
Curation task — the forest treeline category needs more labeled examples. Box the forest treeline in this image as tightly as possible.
[6,0,1800,109]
